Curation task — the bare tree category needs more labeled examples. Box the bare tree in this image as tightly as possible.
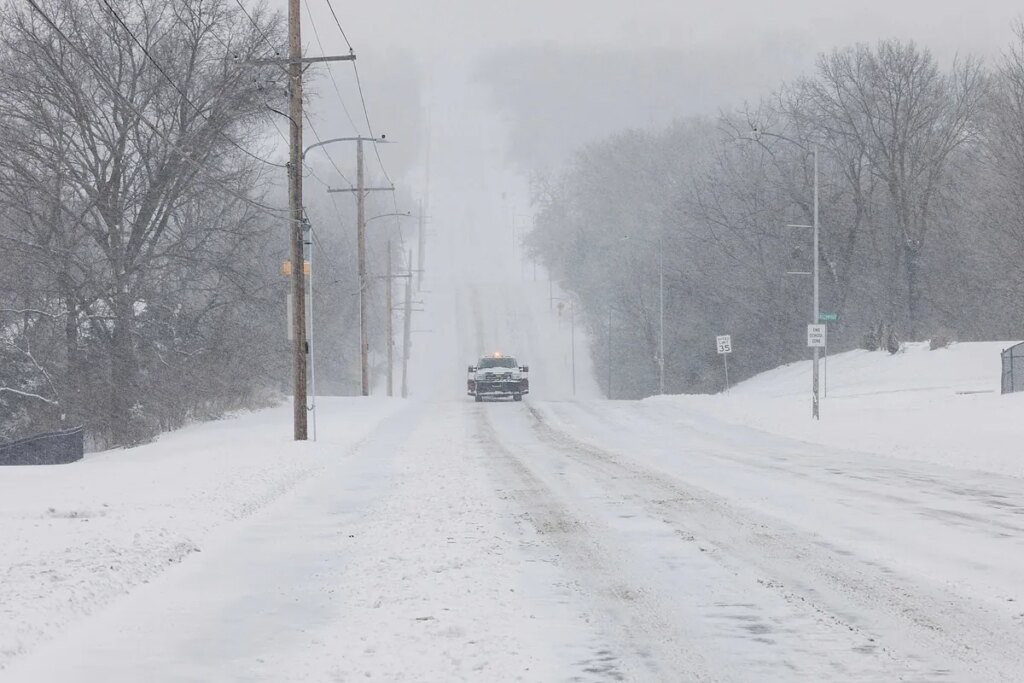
[808,41,987,338]
[0,0,286,445]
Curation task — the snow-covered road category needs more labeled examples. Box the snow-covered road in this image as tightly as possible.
[6,388,1024,681]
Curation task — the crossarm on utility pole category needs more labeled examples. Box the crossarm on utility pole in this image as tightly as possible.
[250,54,357,67]
[327,187,394,194]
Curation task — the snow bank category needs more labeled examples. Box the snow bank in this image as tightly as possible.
[652,341,1024,478]
[0,397,401,670]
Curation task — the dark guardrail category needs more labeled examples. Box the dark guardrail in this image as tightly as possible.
[0,426,85,466]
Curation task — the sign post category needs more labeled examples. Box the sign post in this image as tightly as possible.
[716,335,732,392]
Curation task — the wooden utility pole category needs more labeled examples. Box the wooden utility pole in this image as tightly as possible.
[401,248,413,398]
[386,239,394,397]
[288,0,307,440]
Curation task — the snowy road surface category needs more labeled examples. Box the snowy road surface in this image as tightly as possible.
[5,391,1024,681]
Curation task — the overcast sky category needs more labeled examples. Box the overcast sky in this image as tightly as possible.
[277,1,1024,241]
[293,0,1021,60]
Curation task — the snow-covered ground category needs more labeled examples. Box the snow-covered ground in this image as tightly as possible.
[0,398,402,672]
[657,340,1024,478]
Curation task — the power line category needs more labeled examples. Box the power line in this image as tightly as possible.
[301,0,360,135]
[316,0,396,187]
[322,0,353,52]
[232,0,282,57]
[25,0,292,220]
[351,60,395,187]
[98,0,287,170]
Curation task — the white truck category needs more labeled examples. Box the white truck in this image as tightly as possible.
[467,353,529,402]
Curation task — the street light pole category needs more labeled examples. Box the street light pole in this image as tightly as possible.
[752,128,822,419]
[318,136,393,396]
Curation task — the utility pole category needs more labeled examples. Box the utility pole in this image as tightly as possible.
[386,239,393,397]
[812,145,821,420]
[287,0,307,440]
[401,248,413,398]
[264,10,356,439]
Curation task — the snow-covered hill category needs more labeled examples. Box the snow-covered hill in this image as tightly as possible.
[654,341,1024,478]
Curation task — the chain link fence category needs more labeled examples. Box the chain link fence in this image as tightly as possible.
[0,426,84,466]
[1001,342,1024,395]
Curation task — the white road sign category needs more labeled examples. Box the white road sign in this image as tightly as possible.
[807,324,827,348]
[716,335,732,354]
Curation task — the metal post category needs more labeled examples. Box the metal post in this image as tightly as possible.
[812,145,820,420]
[307,222,316,441]
[287,0,307,440]
[357,138,368,396]
[386,239,393,397]
[723,353,730,392]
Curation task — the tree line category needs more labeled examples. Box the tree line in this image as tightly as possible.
[528,29,1024,398]
[0,0,396,446]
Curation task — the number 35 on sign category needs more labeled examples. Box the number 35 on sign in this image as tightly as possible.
[716,335,732,354]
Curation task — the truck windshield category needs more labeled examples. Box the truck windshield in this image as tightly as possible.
[478,357,517,369]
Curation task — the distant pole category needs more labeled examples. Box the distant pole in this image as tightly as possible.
[607,307,613,399]
[287,0,307,440]
[812,145,820,420]
[658,245,665,395]
[570,300,576,396]
[386,239,393,397]
[357,138,369,396]
[401,249,413,398]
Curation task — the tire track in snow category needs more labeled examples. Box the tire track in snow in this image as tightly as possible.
[474,404,718,683]
[523,403,1024,682]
